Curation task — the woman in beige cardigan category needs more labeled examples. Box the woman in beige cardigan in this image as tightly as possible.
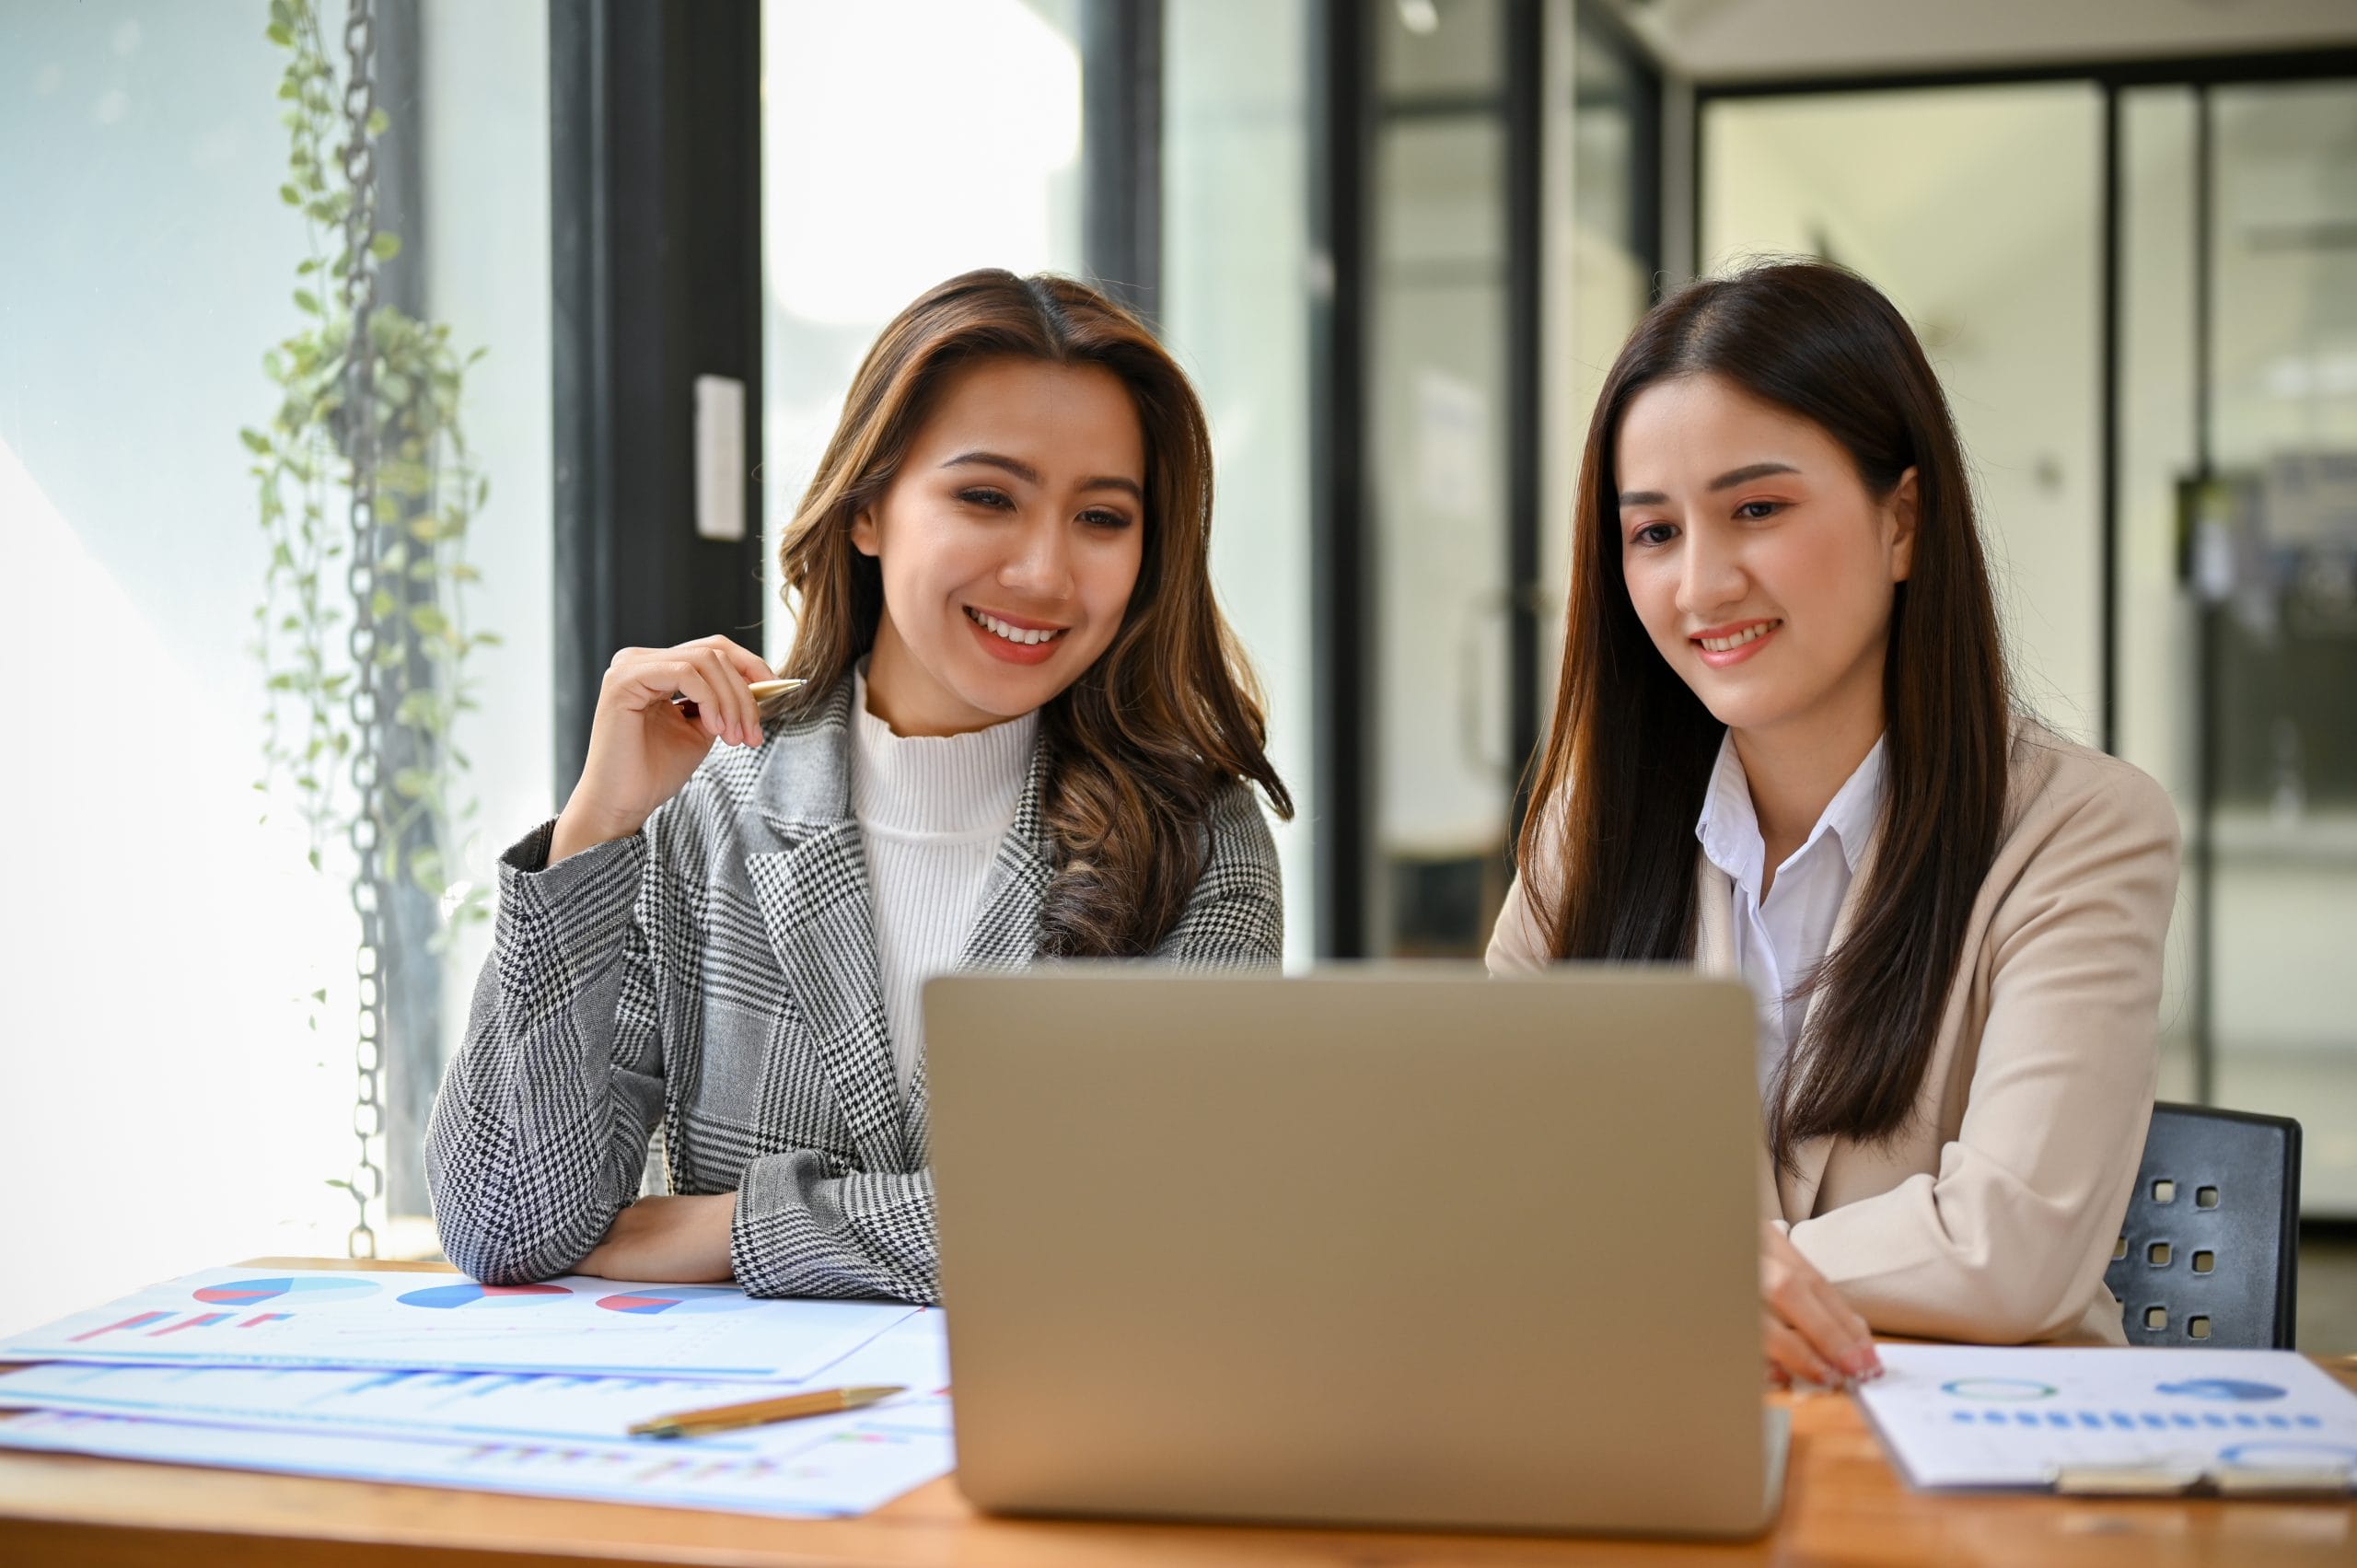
[1488,261,2179,1386]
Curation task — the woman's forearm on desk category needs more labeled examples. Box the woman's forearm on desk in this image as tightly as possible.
[426,818,669,1285]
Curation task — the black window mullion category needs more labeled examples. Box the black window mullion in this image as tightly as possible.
[1083,0,1164,321]
[1309,0,1374,958]
[550,0,765,804]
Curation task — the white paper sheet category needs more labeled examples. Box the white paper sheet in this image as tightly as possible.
[0,1267,919,1381]
[0,1312,957,1519]
[0,1401,954,1518]
[0,1308,951,1445]
[1859,1345,2357,1490]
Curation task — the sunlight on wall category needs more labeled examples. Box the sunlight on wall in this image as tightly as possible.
[0,436,354,1337]
[0,1,555,1326]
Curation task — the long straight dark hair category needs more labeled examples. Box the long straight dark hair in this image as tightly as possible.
[774,269,1292,957]
[1515,259,2011,1171]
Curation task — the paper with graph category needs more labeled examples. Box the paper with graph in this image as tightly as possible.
[0,1266,919,1381]
[0,1307,951,1444]
[1859,1345,2357,1490]
[0,1307,955,1517]
[0,1396,954,1518]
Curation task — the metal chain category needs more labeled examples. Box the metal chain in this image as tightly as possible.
[340,0,386,1261]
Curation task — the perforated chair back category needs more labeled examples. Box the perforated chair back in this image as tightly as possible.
[2104,1103,2301,1349]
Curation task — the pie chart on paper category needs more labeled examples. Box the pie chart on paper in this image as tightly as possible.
[396,1282,573,1310]
[595,1285,755,1316]
[192,1276,381,1306]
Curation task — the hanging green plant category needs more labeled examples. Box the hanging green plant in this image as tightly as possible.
[243,0,493,951]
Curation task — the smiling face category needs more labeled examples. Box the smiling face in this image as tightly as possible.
[851,356,1148,736]
[1614,372,1917,748]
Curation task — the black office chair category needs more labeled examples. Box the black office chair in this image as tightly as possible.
[2104,1102,2302,1349]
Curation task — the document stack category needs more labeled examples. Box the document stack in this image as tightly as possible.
[0,1264,955,1517]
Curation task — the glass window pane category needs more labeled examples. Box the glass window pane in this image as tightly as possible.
[2203,80,2357,1214]
[1555,14,1662,749]
[2116,85,2200,1105]
[1702,84,2106,742]
[1371,0,1514,957]
[1165,0,1318,964]
[0,0,552,1326]
[760,0,1086,660]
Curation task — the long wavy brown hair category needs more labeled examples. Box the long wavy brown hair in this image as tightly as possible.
[772,268,1292,957]
[1515,260,2011,1172]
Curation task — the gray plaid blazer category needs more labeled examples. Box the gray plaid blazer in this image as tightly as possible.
[425,675,1283,1303]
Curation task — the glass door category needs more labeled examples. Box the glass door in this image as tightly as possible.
[2198,80,2357,1214]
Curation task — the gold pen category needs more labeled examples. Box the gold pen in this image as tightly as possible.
[627,1383,905,1440]
[671,676,804,719]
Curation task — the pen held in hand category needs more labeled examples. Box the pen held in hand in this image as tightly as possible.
[671,676,804,720]
[628,1382,905,1440]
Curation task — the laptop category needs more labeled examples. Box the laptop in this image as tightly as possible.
[924,966,1787,1539]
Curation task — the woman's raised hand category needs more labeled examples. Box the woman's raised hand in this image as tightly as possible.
[550,636,776,863]
[1760,1221,1883,1388]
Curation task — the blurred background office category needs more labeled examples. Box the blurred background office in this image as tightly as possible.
[3,0,2353,1340]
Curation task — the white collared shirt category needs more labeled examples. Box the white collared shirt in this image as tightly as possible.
[1694,732,1887,1097]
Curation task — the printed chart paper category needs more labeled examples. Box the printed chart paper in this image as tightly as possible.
[0,1268,920,1381]
[1859,1345,2357,1490]
[0,1311,957,1519]
[0,1309,952,1446]
[0,1400,954,1519]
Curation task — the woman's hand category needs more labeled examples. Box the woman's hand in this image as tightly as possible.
[550,636,776,863]
[1761,1222,1882,1388]
[575,1193,739,1283]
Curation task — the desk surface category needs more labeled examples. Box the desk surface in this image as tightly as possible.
[1,1259,2351,1567]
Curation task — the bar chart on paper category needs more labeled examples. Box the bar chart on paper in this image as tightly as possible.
[1861,1346,2357,1488]
[0,1309,959,1518]
[0,1400,957,1519]
[0,1311,953,1448]
[0,1267,922,1381]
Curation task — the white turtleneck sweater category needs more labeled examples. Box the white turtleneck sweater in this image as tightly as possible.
[849,665,1038,1100]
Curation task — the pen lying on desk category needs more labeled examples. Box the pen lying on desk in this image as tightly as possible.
[671,677,804,719]
[628,1383,904,1440]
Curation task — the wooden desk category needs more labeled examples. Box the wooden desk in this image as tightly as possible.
[2,1259,2351,1566]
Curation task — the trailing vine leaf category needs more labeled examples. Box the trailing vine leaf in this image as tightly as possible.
[250,0,495,959]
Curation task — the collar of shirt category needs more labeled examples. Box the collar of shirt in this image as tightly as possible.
[849,661,1038,838]
[1694,730,1887,898]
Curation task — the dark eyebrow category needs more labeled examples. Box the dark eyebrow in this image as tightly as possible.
[941,450,1143,503]
[941,451,1040,485]
[1617,461,1802,508]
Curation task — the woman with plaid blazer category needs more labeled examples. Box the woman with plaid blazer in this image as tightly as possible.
[426,272,1292,1304]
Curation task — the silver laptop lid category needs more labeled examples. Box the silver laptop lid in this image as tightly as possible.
[927,967,1773,1537]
